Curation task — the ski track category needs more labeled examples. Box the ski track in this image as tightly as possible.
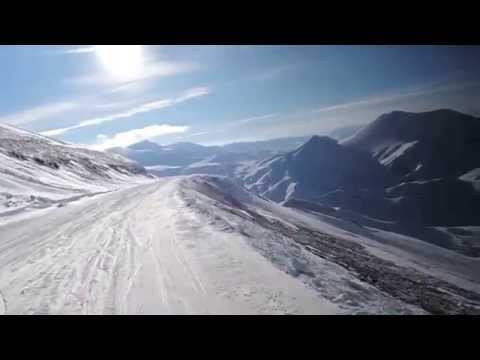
[0,178,337,315]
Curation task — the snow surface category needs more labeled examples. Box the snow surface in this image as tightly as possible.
[283,206,480,294]
[0,178,342,314]
[377,141,418,166]
[460,168,480,182]
[2,172,480,314]
[460,168,480,191]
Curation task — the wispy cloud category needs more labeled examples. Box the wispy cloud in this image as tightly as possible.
[191,78,480,145]
[41,86,211,137]
[91,99,141,111]
[67,61,199,87]
[0,101,78,126]
[256,79,480,139]
[170,131,211,142]
[222,64,297,89]
[91,124,189,150]
[228,113,277,127]
[175,86,211,102]
[184,131,210,138]
[43,46,96,55]
[52,45,201,87]
[312,80,480,114]
[250,65,297,82]
[173,113,277,141]
[59,46,96,54]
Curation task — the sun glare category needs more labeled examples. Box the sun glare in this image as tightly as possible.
[95,45,144,82]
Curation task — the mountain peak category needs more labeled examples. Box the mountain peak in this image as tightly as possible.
[168,142,209,150]
[346,108,479,146]
[290,135,342,163]
[343,108,480,180]
[297,135,338,151]
[128,140,163,151]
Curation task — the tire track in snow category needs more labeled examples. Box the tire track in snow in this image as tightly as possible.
[167,187,208,296]
[150,238,169,309]
[0,290,6,315]
[0,181,158,314]
[169,224,207,295]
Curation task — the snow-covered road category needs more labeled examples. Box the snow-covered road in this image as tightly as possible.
[0,178,339,314]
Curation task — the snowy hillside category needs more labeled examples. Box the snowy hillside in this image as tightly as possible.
[2,174,479,314]
[336,109,480,231]
[328,124,365,141]
[242,135,392,203]
[108,136,313,172]
[238,110,480,257]
[0,123,152,223]
[168,176,480,314]
[342,109,480,181]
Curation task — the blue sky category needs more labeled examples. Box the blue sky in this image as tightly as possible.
[1,45,479,148]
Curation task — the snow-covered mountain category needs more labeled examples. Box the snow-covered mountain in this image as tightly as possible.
[0,123,152,222]
[108,136,314,171]
[242,135,393,203]
[107,128,366,179]
[108,140,220,167]
[238,110,480,256]
[328,124,365,141]
[335,110,480,229]
[221,136,311,154]
[342,109,480,181]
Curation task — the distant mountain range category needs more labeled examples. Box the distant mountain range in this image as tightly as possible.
[108,136,311,168]
[106,109,480,256]
[107,124,364,173]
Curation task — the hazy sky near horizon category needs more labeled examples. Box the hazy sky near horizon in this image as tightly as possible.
[0,45,479,148]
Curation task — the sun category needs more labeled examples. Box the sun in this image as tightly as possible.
[95,45,144,82]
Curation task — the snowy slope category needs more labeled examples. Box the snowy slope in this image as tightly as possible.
[0,123,153,222]
[173,176,480,314]
[332,109,480,230]
[1,174,479,314]
[460,168,480,191]
[342,109,480,181]
[239,110,480,256]
[0,177,341,315]
[328,124,365,141]
[242,135,392,203]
